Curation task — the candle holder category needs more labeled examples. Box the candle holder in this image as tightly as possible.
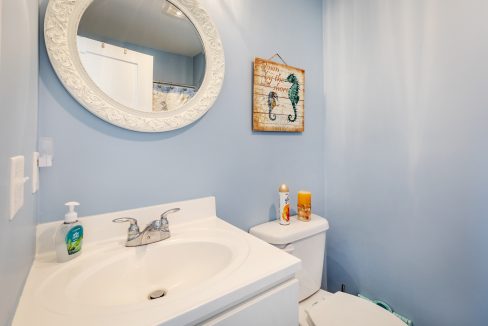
[297,190,311,221]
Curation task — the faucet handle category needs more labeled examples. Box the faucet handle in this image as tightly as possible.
[113,217,138,225]
[112,217,140,239]
[160,208,180,232]
[160,208,181,220]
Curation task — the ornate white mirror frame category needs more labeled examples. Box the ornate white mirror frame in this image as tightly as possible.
[44,0,225,132]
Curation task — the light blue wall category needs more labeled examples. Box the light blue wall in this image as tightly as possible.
[39,0,325,237]
[324,0,488,325]
[0,0,38,324]
[193,52,205,88]
[149,47,193,86]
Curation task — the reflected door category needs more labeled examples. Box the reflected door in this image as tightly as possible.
[77,36,154,112]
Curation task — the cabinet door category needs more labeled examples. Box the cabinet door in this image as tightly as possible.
[201,279,299,326]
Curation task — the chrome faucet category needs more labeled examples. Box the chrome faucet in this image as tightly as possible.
[112,208,180,247]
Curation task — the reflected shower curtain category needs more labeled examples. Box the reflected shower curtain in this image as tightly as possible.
[152,84,196,112]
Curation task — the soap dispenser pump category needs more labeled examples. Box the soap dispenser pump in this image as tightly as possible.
[55,202,84,263]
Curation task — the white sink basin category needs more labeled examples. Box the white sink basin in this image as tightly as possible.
[37,228,249,312]
[72,241,233,307]
[14,197,300,326]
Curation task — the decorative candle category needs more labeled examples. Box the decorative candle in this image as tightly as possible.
[297,190,312,221]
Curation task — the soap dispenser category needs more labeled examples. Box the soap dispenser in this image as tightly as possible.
[55,202,83,263]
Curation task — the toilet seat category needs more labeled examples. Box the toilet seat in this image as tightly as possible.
[301,291,405,326]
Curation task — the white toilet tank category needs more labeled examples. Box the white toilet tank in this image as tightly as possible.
[249,215,329,301]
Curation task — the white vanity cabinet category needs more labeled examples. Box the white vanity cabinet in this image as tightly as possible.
[201,279,299,326]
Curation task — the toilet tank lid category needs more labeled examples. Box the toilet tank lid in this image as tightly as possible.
[249,214,329,245]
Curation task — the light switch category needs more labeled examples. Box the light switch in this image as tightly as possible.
[9,156,29,220]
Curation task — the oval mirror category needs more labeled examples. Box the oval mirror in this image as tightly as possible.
[44,0,224,132]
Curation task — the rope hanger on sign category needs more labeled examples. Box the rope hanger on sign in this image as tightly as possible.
[268,53,288,66]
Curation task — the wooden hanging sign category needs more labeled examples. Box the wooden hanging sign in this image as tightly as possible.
[253,57,305,132]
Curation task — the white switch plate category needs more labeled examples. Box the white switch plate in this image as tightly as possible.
[38,137,53,168]
[9,156,28,220]
[32,152,39,193]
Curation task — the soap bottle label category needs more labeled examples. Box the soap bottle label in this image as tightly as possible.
[65,225,83,255]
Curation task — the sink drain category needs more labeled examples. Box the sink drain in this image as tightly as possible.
[148,289,167,300]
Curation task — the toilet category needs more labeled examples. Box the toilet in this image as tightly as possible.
[250,215,405,326]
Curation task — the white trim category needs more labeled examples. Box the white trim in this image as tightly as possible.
[44,0,225,132]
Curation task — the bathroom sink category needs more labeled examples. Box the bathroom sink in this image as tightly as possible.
[71,241,234,307]
[36,229,249,312]
[14,197,300,326]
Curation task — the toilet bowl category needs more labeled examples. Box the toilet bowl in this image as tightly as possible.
[250,215,404,326]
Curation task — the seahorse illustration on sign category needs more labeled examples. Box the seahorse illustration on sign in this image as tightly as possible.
[286,73,300,122]
[252,57,304,132]
[267,91,278,120]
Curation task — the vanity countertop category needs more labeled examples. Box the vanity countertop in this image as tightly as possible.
[13,197,300,326]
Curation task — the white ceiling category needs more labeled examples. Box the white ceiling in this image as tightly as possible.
[78,0,204,57]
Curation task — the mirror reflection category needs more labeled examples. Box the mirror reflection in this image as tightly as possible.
[77,0,205,113]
